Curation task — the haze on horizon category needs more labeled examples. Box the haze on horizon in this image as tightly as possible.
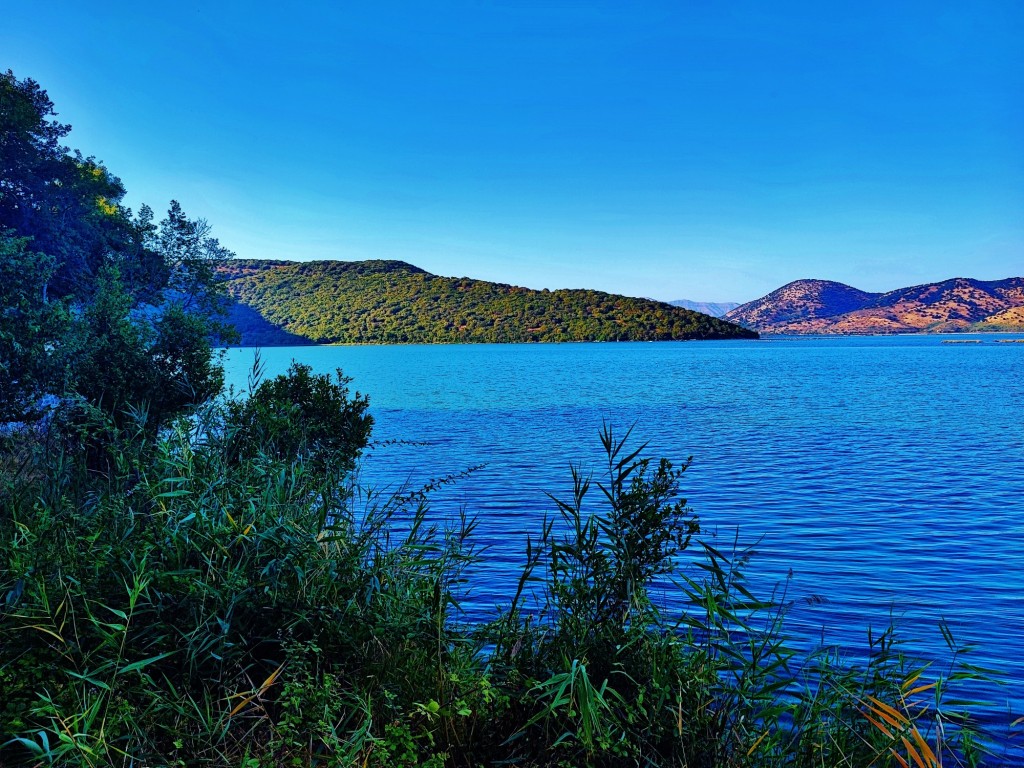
[4,1,1022,303]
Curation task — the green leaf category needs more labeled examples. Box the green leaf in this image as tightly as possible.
[119,651,177,675]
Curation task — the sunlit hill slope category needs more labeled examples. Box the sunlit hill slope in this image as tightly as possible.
[220,259,758,345]
[725,277,1024,334]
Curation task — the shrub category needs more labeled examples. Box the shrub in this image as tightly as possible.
[226,361,372,475]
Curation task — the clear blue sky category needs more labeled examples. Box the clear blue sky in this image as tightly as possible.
[4,1,1022,302]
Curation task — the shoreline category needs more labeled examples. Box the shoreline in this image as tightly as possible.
[222,330,1024,349]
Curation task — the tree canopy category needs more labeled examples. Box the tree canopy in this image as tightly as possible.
[0,70,232,428]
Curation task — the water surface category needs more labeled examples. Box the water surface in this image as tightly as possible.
[224,336,1024,732]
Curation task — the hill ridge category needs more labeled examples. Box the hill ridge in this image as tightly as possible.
[221,259,758,344]
[668,299,740,317]
[725,276,1024,333]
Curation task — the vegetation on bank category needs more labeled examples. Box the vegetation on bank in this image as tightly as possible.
[970,305,1024,332]
[0,69,1005,766]
[221,259,759,344]
[0,69,232,428]
[1,402,998,767]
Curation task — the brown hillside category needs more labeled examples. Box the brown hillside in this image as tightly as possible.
[726,277,1024,334]
[723,279,878,330]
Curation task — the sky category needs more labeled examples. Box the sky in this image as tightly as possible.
[3,1,1022,302]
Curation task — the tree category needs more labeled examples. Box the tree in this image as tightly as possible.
[64,266,155,421]
[158,200,232,316]
[0,231,66,420]
[2,70,238,431]
[149,303,224,421]
[0,70,138,301]
[111,203,167,306]
[60,265,229,432]
[0,70,70,230]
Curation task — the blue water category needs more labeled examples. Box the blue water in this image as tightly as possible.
[223,335,1024,740]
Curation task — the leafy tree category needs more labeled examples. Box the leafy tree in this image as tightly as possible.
[64,266,155,420]
[1,70,138,301]
[1,70,236,428]
[149,304,225,418]
[58,267,227,432]
[0,231,66,420]
[157,200,233,315]
[112,203,167,305]
[0,70,70,233]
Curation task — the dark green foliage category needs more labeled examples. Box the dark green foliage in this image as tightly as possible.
[54,268,223,434]
[0,231,66,419]
[111,203,169,305]
[65,266,156,417]
[1,71,137,301]
[1,70,231,429]
[0,381,469,767]
[222,259,759,344]
[150,304,225,417]
[227,361,372,474]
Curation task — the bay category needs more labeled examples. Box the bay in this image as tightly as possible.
[223,335,1024,736]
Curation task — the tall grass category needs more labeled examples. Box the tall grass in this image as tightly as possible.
[0,392,1002,766]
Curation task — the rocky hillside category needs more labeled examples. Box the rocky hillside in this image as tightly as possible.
[220,259,758,344]
[725,277,1024,334]
[724,280,879,330]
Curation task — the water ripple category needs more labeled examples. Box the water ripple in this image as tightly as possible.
[225,336,1024,729]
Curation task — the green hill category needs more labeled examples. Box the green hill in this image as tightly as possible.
[221,259,758,344]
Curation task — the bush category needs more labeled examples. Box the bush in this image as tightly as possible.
[57,267,226,437]
[226,361,372,475]
[0,393,473,766]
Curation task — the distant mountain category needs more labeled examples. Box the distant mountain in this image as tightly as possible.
[668,299,740,317]
[724,280,880,330]
[725,277,1024,334]
[220,259,758,345]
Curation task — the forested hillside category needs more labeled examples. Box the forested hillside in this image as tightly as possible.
[221,259,758,344]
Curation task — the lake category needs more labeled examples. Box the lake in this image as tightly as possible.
[223,335,1024,737]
